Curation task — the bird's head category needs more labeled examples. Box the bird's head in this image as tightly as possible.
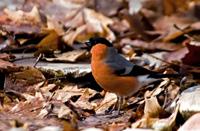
[84,37,113,50]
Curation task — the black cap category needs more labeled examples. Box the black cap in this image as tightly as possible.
[84,37,113,50]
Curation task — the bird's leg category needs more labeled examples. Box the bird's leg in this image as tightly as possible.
[114,95,119,110]
[106,95,119,114]
[122,96,126,109]
[117,96,127,115]
[107,96,126,115]
[117,96,122,114]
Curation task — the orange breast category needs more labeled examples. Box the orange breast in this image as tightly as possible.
[91,44,139,97]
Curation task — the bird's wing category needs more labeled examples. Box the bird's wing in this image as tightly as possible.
[105,48,154,76]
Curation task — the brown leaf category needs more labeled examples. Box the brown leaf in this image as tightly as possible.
[44,50,88,63]
[4,67,45,94]
[164,47,188,63]
[120,38,182,51]
[178,85,200,119]
[144,96,162,118]
[178,113,200,131]
[182,40,200,65]
[152,105,179,130]
[0,59,15,70]
[95,92,117,114]
[0,96,73,130]
[62,25,87,46]
[53,85,85,102]
[0,6,45,34]
[4,6,43,25]
[164,39,200,64]
[36,30,60,55]
[128,0,143,14]
[63,8,115,45]
[154,15,195,42]
[73,89,95,110]
[93,0,123,16]
[83,8,115,41]
[0,53,15,61]
[163,0,189,16]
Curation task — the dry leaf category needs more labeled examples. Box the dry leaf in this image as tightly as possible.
[154,15,195,42]
[178,85,200,119]
[182,40,200,65]
[144,96,162,118]
[163,0,189,15]
[178,113,200,131]
[44,50,88,63]
[37,126,62,131]
[57,105,72,119]
[73,89,97,110]
[4,6,43,25]
[95,92,117,114]
[35,30,60,55]
[63,25,87,46]
[128,0,143,14]
[4,67,45,94]
[120,38,182,51]
[83,8,115,41]
[0,53,15,61]
[0,59,15,70]
[152,105,179,130]
[94,0,123,16]
[53,85,85,102]
[82,128,103,131]
[164,47,188,63]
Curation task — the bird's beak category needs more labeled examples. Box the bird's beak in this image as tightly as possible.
[85,41,91,47]
[82,41,92,51]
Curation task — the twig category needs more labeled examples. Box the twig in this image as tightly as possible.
[173,24,194,40]
[34,53,43,67]
[146,53,180,67]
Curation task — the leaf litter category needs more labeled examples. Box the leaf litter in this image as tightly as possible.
[1,0,200,130]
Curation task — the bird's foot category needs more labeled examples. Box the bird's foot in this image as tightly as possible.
[105,104,116,115]
[105,110,124,118]
[105,96,126,116]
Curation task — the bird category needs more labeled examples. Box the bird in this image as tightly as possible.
[84,37,179,114]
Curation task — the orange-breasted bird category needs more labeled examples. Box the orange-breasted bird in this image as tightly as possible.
[84,37,179,114]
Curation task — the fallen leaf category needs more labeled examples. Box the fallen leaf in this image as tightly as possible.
[95,92,117,114]
[163,0,189,16]
[4,67,45,94]
[57,105,72,119]
[82,128,103,131]
[182,40,200,65]
[93,0,123,16]
[37,126,62,131]
[178,85,200,119]
[35,30,61,56]
[144,96,162,118]
[0,59,15,70]
[4,6,43,25]
[164,47,188,63]
[0,53,15,61]
[128,0,143,14]
[152,105,179,131]
[72,89,97,110]
[178,113,200,131]
[83,8,115,41]
[62,25,87,46]
[44,50,88,63]
[0,6,45,34]
[120,38,182,51]
[154,15,195,42]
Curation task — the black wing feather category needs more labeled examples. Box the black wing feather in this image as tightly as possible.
[105,47,156,76]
